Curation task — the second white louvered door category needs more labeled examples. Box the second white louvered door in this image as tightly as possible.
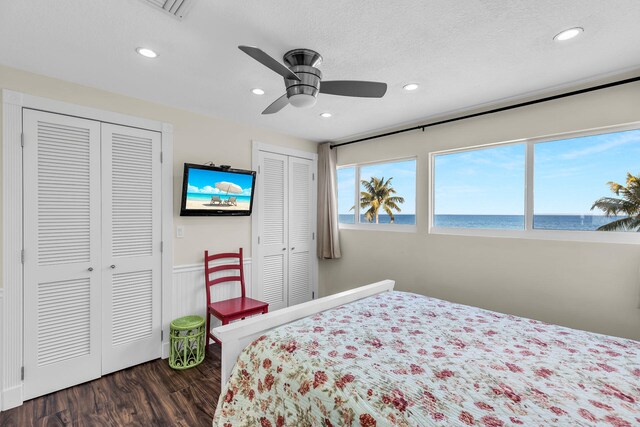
[256,149,316,311]
[101,124,161,374]
[23,110,162,399]
[257,151,289,311]
[287,156,314,306]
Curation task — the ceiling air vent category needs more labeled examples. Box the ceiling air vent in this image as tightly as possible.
[140,0,197,20]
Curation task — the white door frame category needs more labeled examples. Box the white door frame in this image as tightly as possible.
[251,141,318,306]
[1,89,174,410]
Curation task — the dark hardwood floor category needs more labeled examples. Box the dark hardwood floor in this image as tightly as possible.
[0,346,222,427]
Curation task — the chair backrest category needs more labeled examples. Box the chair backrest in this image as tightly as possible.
[204,248,245,305]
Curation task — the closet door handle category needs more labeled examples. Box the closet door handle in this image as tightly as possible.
[282,248,286,251]
[110,265,116,269]
[87,267,94,272]
[291,247,295,250]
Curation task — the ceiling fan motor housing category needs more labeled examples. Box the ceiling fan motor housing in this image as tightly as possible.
[283,49,323,108]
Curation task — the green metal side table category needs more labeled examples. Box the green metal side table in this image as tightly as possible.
[169,315,206,370]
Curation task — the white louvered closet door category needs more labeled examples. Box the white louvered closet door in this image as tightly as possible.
[257,151,289,311]
[101,124,162,375]
[287,157,314,306]
[23,110,102,399]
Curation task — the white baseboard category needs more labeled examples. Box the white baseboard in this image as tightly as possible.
[161,342,170,360]
[2,385,22,411]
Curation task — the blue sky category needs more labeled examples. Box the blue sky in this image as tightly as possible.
[338,159,416,215]
[534,130,640,215]
[187,168,254,196]
[434,128,640,215]
[434,144,525,215]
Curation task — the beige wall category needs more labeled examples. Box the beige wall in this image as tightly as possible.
[320,80,640,341]
[0,64,316,287]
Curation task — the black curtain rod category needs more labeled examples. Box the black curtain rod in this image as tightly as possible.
[330,75,640,149]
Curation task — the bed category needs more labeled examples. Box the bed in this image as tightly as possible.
[212,280,640,426]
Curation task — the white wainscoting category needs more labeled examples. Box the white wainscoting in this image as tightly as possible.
[164,259,253,356]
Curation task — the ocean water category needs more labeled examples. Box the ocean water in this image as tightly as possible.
[186,192,252,203]
[339,214,629,231]
[435,215,629,231]
[339,214,415,225]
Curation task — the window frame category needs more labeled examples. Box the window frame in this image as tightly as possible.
[428,121,640,244]
[338,156,418,233]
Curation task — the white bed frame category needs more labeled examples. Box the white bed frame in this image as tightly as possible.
[212,279,395,387]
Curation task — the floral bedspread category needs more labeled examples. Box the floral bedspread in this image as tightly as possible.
[213,291,640,426]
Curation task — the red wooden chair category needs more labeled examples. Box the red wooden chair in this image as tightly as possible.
[205,248,268,345]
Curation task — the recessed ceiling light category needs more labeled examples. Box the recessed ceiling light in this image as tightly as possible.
[403,83,419,91]
[553,27,583,41]
[136,47,158,58]
[251,88,265,95]
[320,112,332,118]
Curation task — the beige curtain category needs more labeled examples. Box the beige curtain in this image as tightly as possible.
[317,142,342,259]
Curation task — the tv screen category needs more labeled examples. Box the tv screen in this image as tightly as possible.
[180,163,256,216]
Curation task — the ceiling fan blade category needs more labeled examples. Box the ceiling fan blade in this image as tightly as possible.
[320,80,387,98]
[262,94,289,115]
[238,45,301,82]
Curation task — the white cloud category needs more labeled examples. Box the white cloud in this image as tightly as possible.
[535,166,582,180]
[436,146,525,177]
[435,185,484,195]
[559,133,639,160]
[188,185,221,194]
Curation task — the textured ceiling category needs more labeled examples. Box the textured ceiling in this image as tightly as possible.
[1,0,639,142]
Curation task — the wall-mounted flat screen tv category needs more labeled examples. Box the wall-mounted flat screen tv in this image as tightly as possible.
[180,163,256,216]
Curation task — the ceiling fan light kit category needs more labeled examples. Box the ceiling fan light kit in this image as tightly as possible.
[238,45,388,115]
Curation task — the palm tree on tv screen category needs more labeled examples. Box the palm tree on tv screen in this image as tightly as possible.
[591,172,640,231]
[355,176,405,224]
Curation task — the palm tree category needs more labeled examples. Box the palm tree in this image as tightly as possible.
[591,172,640,231]
[354,176,405,223]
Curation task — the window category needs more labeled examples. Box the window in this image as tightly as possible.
[431,124,640,241]
[337,167,356,224]
[338,158,416,230]
[433,144,525,230]
[534,128,640,231]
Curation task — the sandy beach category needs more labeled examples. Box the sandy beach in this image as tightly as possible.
[186,199,251,211]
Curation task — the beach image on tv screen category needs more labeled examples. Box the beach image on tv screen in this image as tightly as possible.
[185,168,253,211]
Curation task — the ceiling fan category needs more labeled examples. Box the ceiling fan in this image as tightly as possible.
[238,46,388,114]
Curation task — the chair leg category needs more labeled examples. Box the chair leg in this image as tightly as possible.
[205,312,211,351]
[208,318,226,347]
[207,315,222,347]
